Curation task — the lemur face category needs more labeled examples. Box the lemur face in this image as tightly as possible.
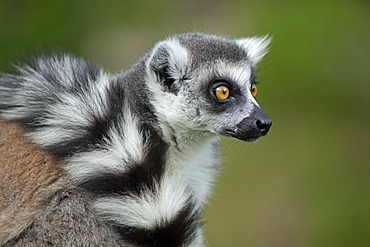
[147,33,271,142]
[190,62,271,142]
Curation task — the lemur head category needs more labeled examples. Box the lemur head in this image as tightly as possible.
[146,33,271,142]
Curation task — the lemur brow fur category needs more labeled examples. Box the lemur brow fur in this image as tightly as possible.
[0,32,272,246]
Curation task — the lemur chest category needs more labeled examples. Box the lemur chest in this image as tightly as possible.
[167,137,221,204]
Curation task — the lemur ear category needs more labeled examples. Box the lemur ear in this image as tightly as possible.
[236,35,271,65]
[148,39,189,93]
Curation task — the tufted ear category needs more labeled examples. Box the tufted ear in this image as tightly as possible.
[236,35,271,65]
[147,39,189,93]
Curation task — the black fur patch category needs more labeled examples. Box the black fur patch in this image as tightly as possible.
[47,84,124,159]
[32,52,100,91]
[160,66,179,94]
[114,201,201,247]
[4,54,128,159]
[78,123,168,197]
[149,45,179,95]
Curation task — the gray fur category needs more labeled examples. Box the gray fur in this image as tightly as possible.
[4,189,123,247]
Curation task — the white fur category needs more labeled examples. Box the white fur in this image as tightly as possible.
[236,35,271,65]
[94,174,195,228]
[29,73,112,148]
[180,136,220,205]
[164,38,190,80]
[145,38,191,131]
[148,38,190,82]
[63,149,124,181]
[64,108,144,181]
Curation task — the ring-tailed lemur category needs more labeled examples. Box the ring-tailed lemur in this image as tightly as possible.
[0,33,271,246]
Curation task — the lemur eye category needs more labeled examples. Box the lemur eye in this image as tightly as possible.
[251,84,258,97]
[214,85,230,101]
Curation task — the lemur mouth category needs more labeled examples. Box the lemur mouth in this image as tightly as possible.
[222,129,262,143]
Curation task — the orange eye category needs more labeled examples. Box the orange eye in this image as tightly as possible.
[214,85,230,101]
[251,84,258,97]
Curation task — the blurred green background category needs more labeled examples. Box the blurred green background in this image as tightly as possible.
[1,0,369,246]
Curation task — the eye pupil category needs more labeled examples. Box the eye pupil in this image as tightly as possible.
[214,85,230,101]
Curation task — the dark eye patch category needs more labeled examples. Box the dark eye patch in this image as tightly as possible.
[209,77,242,98]
[202,77,244,113]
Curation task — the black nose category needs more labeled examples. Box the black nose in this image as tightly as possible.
[233,106,272,142]
[256,117,272,136]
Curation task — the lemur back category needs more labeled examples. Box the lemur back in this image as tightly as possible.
[0,33,272,246]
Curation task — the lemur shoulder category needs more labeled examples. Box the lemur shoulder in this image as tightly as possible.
[0,33,272,246]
